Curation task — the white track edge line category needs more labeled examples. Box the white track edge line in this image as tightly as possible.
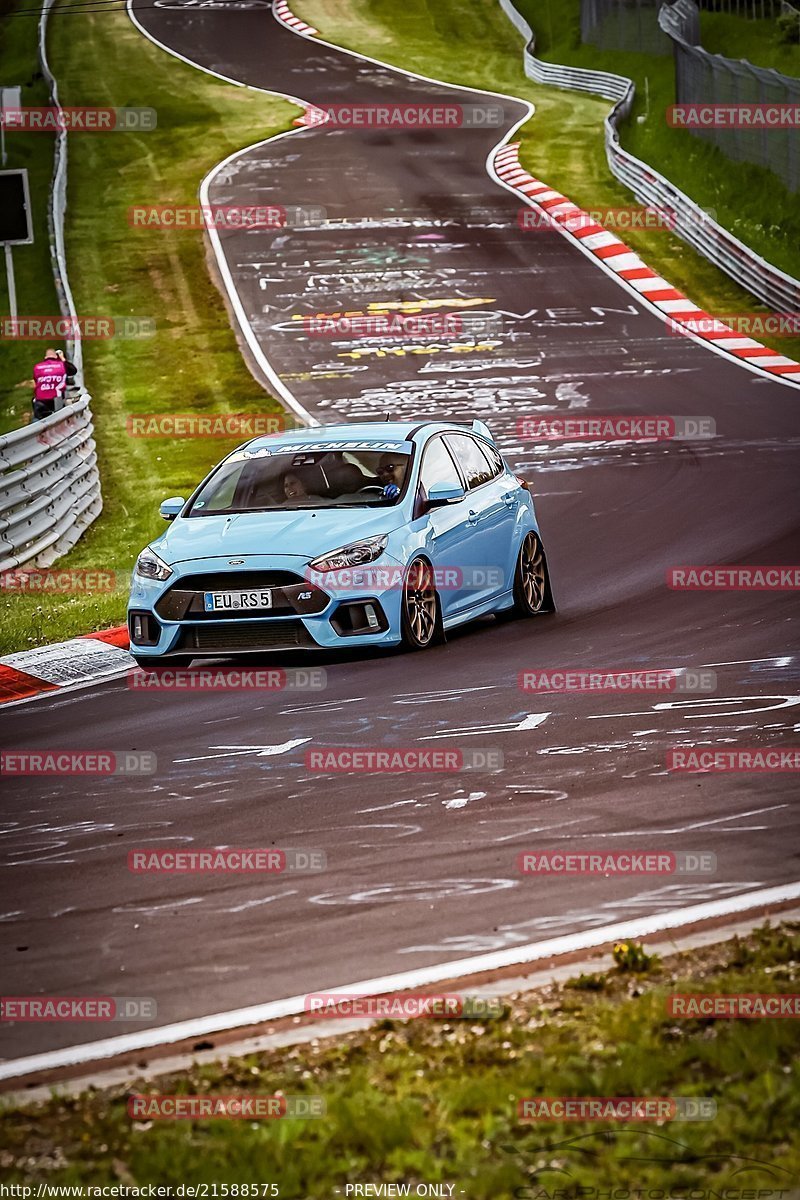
[2,881,798,1083]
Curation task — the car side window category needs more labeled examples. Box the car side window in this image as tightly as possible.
[475,439,504,480]
[419,437,462,499]
[444,434,495,491]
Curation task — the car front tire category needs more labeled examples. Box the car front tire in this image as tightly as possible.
[400,557,445,650]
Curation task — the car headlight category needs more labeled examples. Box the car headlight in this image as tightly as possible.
[135,547,173,582]
[309,535,388,572]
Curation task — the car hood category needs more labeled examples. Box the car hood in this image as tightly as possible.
[153,507,404,565]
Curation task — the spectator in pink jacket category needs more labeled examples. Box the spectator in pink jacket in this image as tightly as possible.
[32,349,76,421]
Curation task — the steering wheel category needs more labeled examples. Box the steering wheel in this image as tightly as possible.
[358,485,386,495]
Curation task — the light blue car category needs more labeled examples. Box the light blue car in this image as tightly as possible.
[127,420,554,665]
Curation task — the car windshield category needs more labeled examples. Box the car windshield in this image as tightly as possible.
[187,443,412,515]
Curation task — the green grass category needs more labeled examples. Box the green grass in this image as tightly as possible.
[294,0,800,372]
[0,2,300,654]
[700,9,800,74]
[2,923,799,1191]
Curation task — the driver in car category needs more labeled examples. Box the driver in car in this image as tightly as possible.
[376,452,407,498]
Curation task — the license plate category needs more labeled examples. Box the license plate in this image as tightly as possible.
[204,589,272,612]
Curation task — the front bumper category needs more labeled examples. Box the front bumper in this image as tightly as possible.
[127,553,405,657]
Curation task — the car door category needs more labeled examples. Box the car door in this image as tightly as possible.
[414,435,471,618]
[443,434,516,605]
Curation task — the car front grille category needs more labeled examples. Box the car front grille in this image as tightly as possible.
[155,570,328,622]
[176,619,317,653]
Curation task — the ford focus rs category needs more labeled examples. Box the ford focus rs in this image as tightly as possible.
[127,420,554,665]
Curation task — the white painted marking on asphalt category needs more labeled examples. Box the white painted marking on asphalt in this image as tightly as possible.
[356,800,425,813]
[702,657,794,668]
[394,685,497,705]
[4,881,799,1082]
[444,791,485,810]
[175,738,311,763]
[545,804,787,839]
[420,713,550,739]
[587,695,800,719]
[217,890,298,914]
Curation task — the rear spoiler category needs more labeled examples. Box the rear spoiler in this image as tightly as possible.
[471,419,495,442]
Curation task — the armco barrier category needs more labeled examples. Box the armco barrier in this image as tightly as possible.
[0,1,103,574]
[0,396,102,572]
[498,0,800,314]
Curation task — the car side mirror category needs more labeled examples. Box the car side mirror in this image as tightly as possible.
[427,482,465,507]
[160,497,185,521]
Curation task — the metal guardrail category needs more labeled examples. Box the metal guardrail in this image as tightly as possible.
[498,0,800,314]
[0,396,102,572]
[0,3,102,574]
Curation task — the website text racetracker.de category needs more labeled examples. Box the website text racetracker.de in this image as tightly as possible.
[1,317,154,340]
[305,566,505,591]
[517,416,715,441]
[304,102,505,128]
[0,1190,282,1199]
[305,747,503,771]
[0,751,156,776]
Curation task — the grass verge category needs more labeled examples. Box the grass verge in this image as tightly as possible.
[0,2,300,654]
[1,922,798,1190]
[294,0,800,362]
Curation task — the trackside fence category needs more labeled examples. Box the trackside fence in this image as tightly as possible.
[0,396,101,572]
[0,1,103,574]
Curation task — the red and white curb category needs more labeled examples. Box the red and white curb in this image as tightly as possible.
[493,142,800,382]
[0,627,131,706]
[274,0,318,38]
